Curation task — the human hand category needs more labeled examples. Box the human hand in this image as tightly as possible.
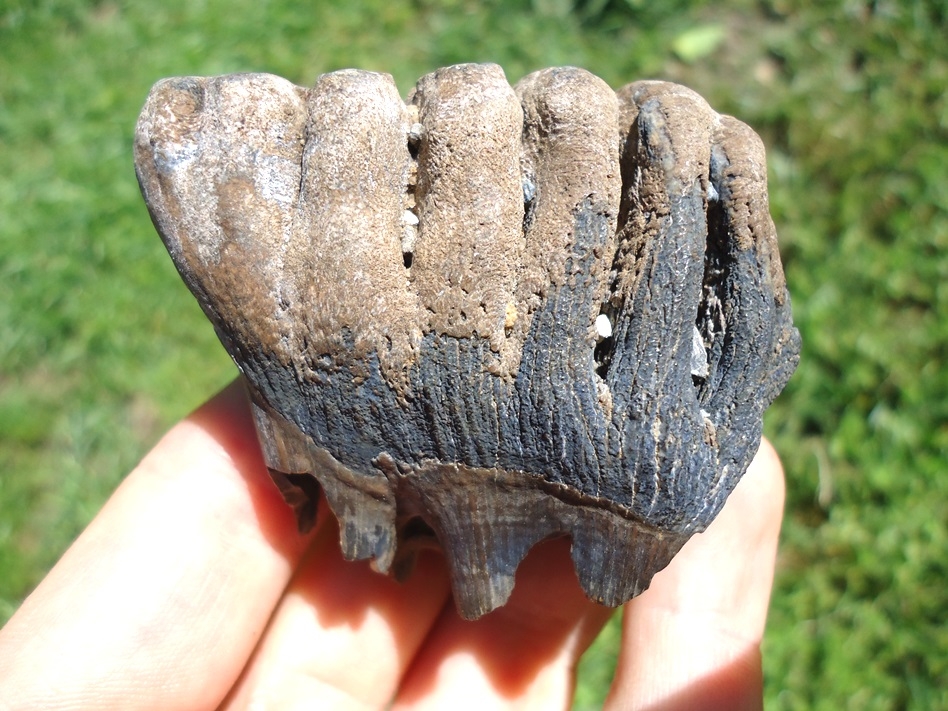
[0,380,784,710]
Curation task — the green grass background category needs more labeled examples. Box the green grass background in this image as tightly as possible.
[1,0,946,707]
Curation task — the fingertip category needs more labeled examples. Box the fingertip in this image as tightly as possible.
[722,437,786,553]
[749,436,785,492]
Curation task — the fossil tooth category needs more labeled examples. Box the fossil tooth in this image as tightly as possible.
[135,64,800,620]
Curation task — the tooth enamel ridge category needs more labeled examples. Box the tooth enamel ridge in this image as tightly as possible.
[135,64,800,619]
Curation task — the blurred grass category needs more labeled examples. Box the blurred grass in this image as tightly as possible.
[1,0,945,708]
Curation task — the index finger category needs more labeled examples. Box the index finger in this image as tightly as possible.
[0,380,314,710]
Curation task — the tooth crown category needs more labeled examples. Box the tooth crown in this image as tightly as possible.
[135,63,800,619]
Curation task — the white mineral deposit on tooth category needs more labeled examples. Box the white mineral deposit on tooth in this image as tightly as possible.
[595,313,613,340]
[691,324,710,378]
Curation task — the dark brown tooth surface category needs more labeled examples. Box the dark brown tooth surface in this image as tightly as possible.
[410,63,525,367]
[136,64,800,620]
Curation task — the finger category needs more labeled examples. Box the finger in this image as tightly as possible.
[221,505,451,710]
[391,538,613,711]
[606,438,785,711]
[0,380,314,711]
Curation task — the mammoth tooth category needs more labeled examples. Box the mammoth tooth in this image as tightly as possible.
[135,64,800,620]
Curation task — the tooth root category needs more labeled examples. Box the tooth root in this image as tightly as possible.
[310,448,398,574]
[390,461,538,619]
[249,393,316,475]
[429,513,525,620]
[570,512,686,606]
[390,459,693,619]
